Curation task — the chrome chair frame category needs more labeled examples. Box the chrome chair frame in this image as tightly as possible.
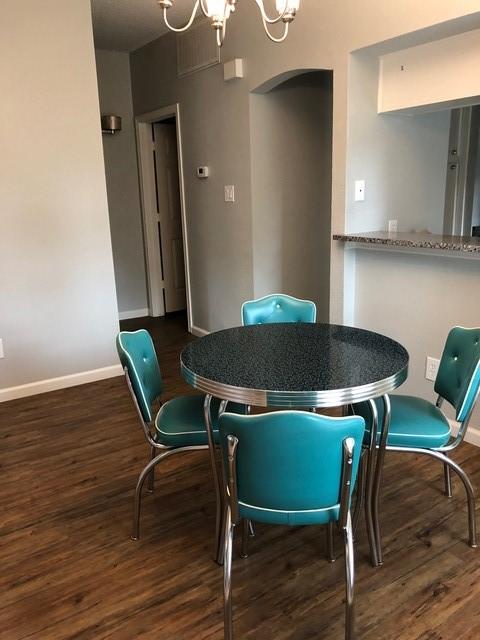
[122,366,207,540]
[355,389,480,554]
[382,393,479,547]
[221,434,357,640]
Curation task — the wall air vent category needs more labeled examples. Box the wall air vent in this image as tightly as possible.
[177,19,220,77]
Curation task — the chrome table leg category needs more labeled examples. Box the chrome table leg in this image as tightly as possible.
[365,398,379,567]
[352,450,366,538]
[203,394,224,564]
[147,444,156,493]
[371,394,391,566]
[240,519,249,558]
[444,453,453,497]
[327,521,335,563]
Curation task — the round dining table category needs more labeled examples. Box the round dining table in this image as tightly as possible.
[181,322,409,567]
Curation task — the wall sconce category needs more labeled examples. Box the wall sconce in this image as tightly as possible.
[101,115,122,135]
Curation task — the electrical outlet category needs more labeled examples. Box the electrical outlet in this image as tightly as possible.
[388,219,398,233]
[425,356,440,382]
[224,185,235,202]
[354,180,365,202]
[0,339,4,359]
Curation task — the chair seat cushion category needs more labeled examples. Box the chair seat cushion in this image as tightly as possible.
[353,395,451,449]
[155,396,245,448]
[239,501,339,526]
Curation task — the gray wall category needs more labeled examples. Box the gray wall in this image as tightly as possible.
[346,52,451,234]
[250,73,332,321]
[130,2,478,334]
[131,33,254,332]
[2,0,478,400]
[95,50,148,316]
[354,251,480,426]
[345,51,480,427]
[0,0,119,391]
[131,4,480,429]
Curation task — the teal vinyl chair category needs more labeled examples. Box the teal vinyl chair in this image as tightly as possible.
[354,326,480,549]
[240,293,317,544]
[241,293,316,326]
[117,329,243,540]
[218,410,365,640]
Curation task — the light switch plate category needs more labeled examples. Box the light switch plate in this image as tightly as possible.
[388,219,398,233]
[224,185,235,202]
[354,180,365,202]
[425,356,440,382]
[0,339,4,359]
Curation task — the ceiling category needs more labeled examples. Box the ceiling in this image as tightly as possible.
[91,0,194,52]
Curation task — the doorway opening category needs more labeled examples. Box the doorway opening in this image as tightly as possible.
[443,104,480,237]
[250,70,333,322]
[136,105,192,331]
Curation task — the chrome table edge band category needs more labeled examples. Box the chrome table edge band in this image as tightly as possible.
[180,361,408,408]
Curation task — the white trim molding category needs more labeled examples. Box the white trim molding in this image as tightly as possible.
[449,418,480,447]
[135,104,193,332]
[0,365,123,403]
[118,308,149,321]
[190,325,209,338]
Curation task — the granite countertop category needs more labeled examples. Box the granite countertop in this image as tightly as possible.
[333,231,480,253]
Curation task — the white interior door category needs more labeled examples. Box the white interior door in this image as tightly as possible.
[153,122,187,313]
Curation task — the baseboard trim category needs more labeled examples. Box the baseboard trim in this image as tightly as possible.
[190,325,209,337]
[449,419,480,447]
[0,365,123,403]
[118,308,149,321]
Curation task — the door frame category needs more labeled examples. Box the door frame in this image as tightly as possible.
[135,104,193,331]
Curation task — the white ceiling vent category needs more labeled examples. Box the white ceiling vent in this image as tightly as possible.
[177,19,220,77]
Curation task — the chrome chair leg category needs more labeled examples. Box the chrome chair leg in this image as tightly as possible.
[393,447,478,548]
[248,520,255,537]
[240,519,249,558]
[327,521,335,562]
[131,446,203,541]
[344,512,355,640]
[223,507,234,640]
[352,451,366,538]
[132,449,175,540]
[441,454,477,547]
[147,445,156,493]
[444,454,453,498]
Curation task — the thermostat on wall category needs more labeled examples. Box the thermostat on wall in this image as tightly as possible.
[197,166,209,179]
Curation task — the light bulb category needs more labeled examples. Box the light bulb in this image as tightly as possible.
[205,0,227,19]
[275,0,300,12]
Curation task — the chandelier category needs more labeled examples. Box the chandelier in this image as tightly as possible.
[157,1,300,47]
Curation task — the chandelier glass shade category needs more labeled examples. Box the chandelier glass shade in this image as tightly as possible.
[157,0,300,46]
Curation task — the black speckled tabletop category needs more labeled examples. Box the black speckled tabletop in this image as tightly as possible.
[181,323,409,407]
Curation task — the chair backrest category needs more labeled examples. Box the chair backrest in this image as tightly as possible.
[218,411,364,515]
[241,293,317,326]
[435,326,480,423]
[116,330,163,423]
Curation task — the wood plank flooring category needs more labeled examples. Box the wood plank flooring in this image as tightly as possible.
[1,312,480,639]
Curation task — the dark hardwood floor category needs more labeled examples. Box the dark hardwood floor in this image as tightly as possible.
[1,313,480,639]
